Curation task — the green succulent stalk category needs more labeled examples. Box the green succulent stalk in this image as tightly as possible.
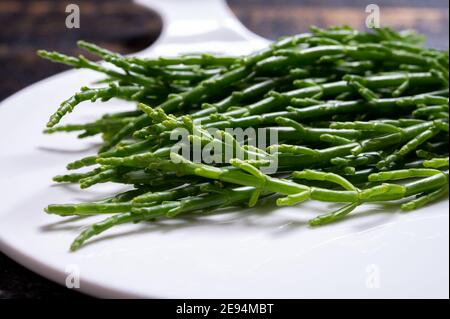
[38,26,449,251]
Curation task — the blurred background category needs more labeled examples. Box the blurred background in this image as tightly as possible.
[0,0,448,298]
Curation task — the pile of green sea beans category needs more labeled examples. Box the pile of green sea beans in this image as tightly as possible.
[38,26,449,251]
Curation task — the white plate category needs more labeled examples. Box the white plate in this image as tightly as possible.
[0,0,448,298]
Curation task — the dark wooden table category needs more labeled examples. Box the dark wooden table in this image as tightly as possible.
[0,0,448,299]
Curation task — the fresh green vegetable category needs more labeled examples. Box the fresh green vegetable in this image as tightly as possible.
[39,26,449,251]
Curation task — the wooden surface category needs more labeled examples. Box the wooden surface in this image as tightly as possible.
[230,0,449,49]
[0,0,448,299]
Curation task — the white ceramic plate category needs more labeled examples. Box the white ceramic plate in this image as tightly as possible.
[0,0,448,298]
